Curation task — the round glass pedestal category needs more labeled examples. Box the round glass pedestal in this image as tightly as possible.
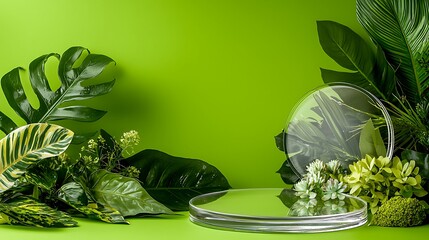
[189,188,367,233]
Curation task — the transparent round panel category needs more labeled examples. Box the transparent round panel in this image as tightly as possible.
[284,83,394,177]
[189,188,367,233]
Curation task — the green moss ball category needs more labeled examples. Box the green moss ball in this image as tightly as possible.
[372,196,426,227]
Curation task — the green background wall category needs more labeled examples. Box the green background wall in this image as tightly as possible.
[0,0,363,188]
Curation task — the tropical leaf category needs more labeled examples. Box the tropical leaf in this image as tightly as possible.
[359,119,387,157]
[57,182,128,224]
[373,44,398,99]
[0,46,115,142]
[317,20,391,100]
[74,205,128,224]
[0,196,77,227]
[276,158,300,184]
[25,165,58,190]
[0,123,73,192]
[89,170,173,216]
[313,91,361,157]
[356,0,429,105]
[401,150,429,180]
[274,131,285,152]
[125,149,231,211]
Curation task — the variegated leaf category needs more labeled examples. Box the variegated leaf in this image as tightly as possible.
[0,123,73,192]
[0,196,77,227]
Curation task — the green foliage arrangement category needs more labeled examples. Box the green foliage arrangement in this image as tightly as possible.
[344,155,427,214]
[0,47,231,227]
[292,156,428,226]
[277,0,429,184]
[0,123,76,227]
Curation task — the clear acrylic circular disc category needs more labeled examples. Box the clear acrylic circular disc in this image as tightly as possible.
[189,188,367,233]
[284,83,394,177]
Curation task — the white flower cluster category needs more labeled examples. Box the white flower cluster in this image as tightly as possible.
[294,159,346,201]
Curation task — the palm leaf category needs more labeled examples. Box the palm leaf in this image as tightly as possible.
[357,0,429,104]
[0,46,115,141]
[0,123,73,192]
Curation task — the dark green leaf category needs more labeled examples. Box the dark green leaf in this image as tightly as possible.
[0,46,115,138]
[317,21,375,72]
[372,44,398,99]
[276,159,300,184]
[0,112,17,134]
[57,181,127,224]
[89,169,173,216]
[0,196,77,227]
[357,0,429,105]
[57,182,89,207]
[48,106,106,122]
[274,131,285,152]
[25,166,58,190]
[98,129,122,161]
[125,149,231,211]
[1,68,33,123]
[71,131,98,144]
[317,20,390,101]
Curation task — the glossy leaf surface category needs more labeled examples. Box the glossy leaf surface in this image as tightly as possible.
[90,170,173,216]
[0,46,115,139]
[357,0,429,104]
[125,149,231,211]
[0,196,77,227]
[0,123,73,192]
[57,182,128,224]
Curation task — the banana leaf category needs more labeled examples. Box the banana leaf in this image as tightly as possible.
[0,46,115,142]
[124,149,232,211]
[0,123,73,192]
[89,170,174,216]
[356,0,429,105]
[318,21,386,100]
[0,196,77,227]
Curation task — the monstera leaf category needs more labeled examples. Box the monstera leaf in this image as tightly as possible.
[0,123,73,192]
[0,46,115,142]
[125,149,231,211]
